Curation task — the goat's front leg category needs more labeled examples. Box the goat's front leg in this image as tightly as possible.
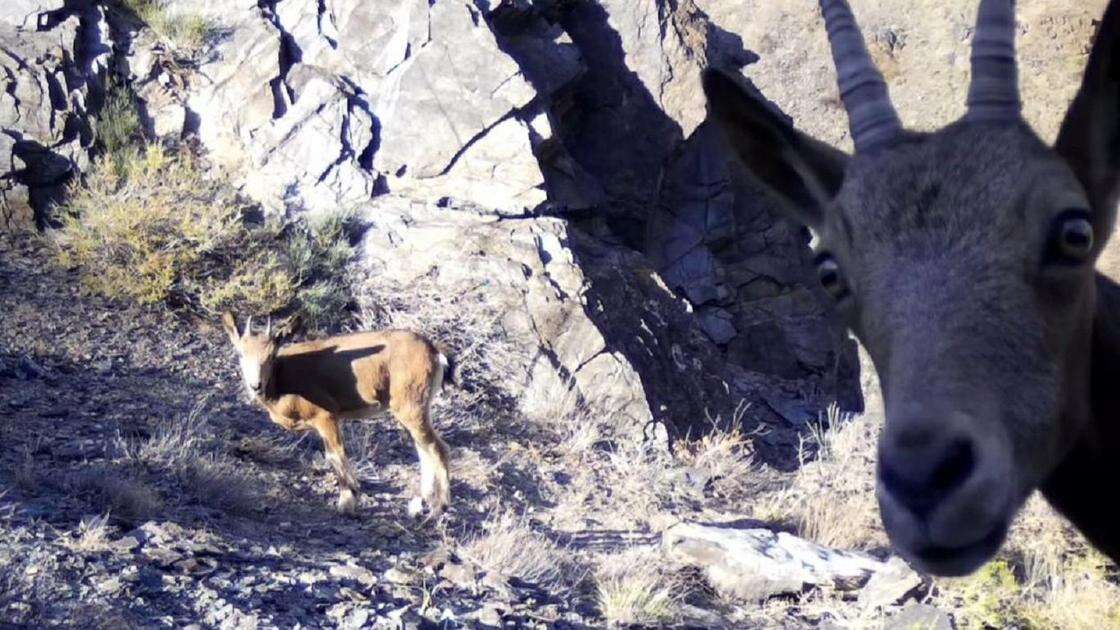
[309,414,360,514]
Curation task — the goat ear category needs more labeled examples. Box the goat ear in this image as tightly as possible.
[1055,0,1120,244]
[220,312,240,343]
[703,68,848,229]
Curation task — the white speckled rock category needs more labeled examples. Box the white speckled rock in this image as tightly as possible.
[663,522,897,601]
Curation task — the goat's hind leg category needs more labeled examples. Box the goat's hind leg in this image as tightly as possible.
[392,403,451,520]
[309,414,361,514]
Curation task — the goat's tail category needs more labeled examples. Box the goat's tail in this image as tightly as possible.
[433,341,461,391]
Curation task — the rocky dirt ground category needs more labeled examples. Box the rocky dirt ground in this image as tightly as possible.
[1,233,486,628]
[3,223,1119,630]
[0,231,593,628]
[0,232,790,628]
[0,228,946,629]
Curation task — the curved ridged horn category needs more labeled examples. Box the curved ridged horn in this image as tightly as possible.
[819,0,902,152]
[244,315,253,339]
[266,316,272,338]
[967,0,1021,121]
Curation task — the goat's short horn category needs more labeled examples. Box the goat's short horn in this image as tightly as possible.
[266,316,272,337]
[967,0,1021,121]
[819,0,902,152]
[244,315,253,339]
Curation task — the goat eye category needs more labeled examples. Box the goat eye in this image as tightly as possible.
[1050,211,1094,264]
[815,254,849,300]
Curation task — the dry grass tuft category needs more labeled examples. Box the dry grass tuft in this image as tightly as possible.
[556,415,604,460]
[1018,553,1120,629]
[180,457,258,516]
[448,447,497,494]
[1011,495,1088,592]
[233,433,305,466]
[588,417,756,527]
[674,416,756,502]
[59,514,114,554]
[0,493,14,522]
[56,143,358,330]
[595,548,684,627]
[70,469,163,521]
[119,0,214,55]
[459,512,580,591]
[601,440,683,523]
[13,455,40,497]
[932,497,1120,629]
[125,401,213,473]
[754,403,885,550]
[116,401,260,515]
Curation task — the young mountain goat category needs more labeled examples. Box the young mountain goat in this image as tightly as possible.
[705,0,1120,575]
[221,313,453,518]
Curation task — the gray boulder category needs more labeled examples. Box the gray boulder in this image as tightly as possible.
[663,522,897,601]
[885,603,954,630]
[859,556,925,610]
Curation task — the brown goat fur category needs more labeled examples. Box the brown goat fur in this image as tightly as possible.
[221,312,452,518]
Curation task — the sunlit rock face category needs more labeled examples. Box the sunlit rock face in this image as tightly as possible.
[14,0,1099,450]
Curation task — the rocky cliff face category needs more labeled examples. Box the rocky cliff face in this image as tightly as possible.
[0,0,112,228]
[1,0,1104,455]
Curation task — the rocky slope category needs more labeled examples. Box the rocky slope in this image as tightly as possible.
[2,1,1107,448]
[1,0,859,452]
[1,1,1114,627]
[9,229,1101,628]
[0,232,935,628]
[0,233,608,627]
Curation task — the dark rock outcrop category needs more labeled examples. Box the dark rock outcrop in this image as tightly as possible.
[0,0,112,229]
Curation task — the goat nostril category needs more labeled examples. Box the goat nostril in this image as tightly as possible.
[881,437,977,518]
[931,438,975,494]
[881,460,934,516]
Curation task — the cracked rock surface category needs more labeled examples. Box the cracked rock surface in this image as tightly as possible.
[180,0,864,428]
[0,0,1106,479]
[0,0,111,228]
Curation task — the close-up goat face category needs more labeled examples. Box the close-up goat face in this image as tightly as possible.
[706,0,1120,575]
[821,125,1097,576]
